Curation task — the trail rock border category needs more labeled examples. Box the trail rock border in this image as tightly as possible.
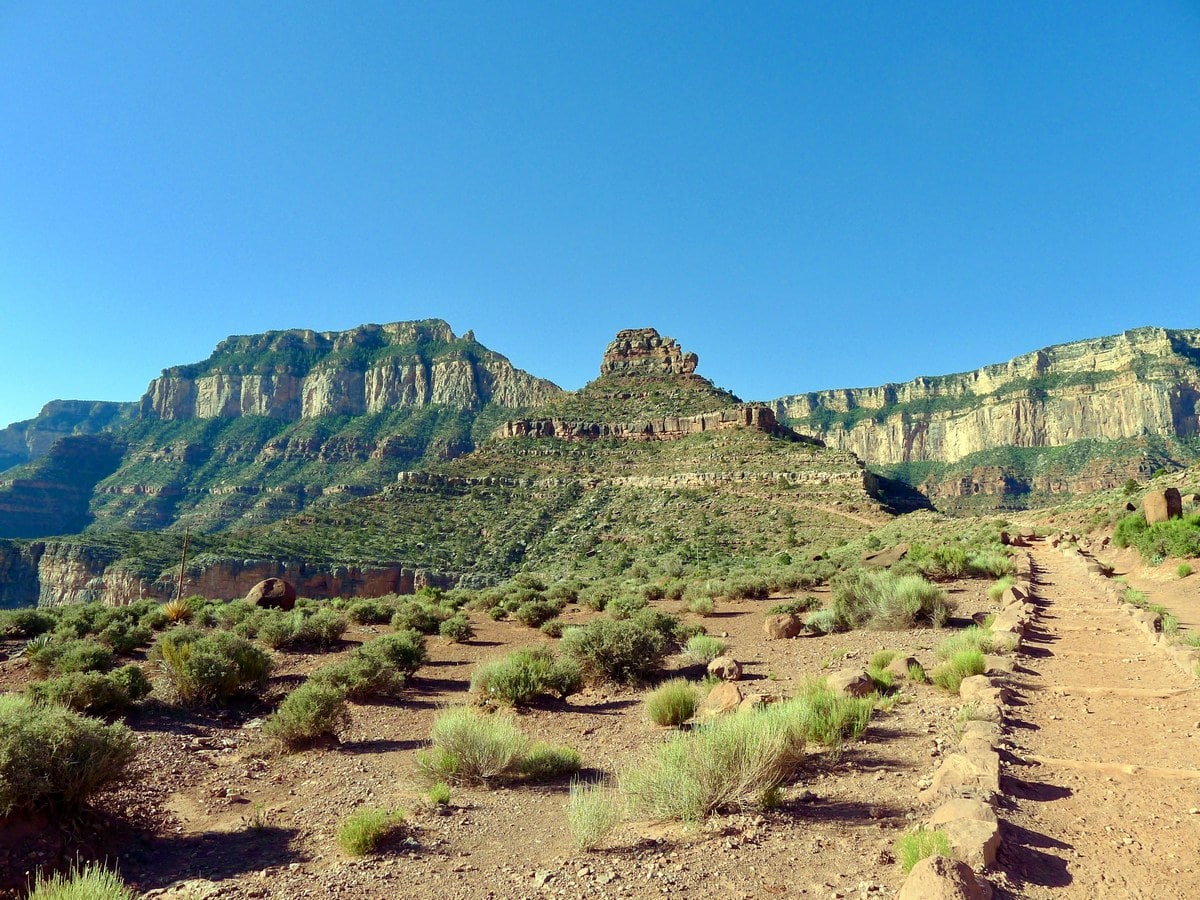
[897,550,1038,899]
[1063,542,1200,680]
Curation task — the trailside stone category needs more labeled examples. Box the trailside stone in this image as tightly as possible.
[959,675,1003,706]
[861,543,910,568]
[246,577,297,611]
[826,668,874,698]
[919,750,1001,804]
[942,817,1002,869]
[982,655,1015,677]
[696,682,743,719]
[929,798,998,828]
[999,585,1026,606]
[990,608,1024,636]
[763,613,803,640]
[707,656,742,681]
[738,691,782,713]
[886,655,922,679]
[897,856,992,900]
[1145,488,1182,524]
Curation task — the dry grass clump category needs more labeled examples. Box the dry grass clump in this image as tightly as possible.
[567,780,625,850]
[831,570,953,631]
[415,707,529,786]
[336,806,406,856]
[682,634,728,665]
[644,678,699,727]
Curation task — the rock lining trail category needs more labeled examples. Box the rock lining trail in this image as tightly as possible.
[998,544,1200,898]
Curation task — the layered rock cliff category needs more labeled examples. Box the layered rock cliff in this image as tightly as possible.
[142,319,560,420]
[0,400,134,473]
[777,328,1200,465]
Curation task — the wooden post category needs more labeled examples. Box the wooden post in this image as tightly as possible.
[176,527,191,602]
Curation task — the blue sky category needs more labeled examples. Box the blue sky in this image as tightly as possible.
[1,2,1198,426]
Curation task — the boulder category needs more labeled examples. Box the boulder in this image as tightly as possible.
[762,613,803,640]
[959,675,1003,706]
[919,750,1001,804]
[886,655,922,679]
[861,543,910,568]
[999,585,1026,607]
[929,798,998,828]
[246,577,297,611]
[1125,501,1137,512]
[897,856,992,900]
[738,691,782,714]
[696,682,743,719]
[1145,488,1182,524]
[826,668,874,698]
[706,656,742,681]
[942,817,1002,869]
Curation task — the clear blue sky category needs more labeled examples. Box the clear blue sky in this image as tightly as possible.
[2,2,1198,426]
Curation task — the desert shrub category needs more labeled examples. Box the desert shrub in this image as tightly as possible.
[427,781,452,805]
[367,630,427,674]
[336,806,406,856]
[545,580,581,603]
[95,619,152,655]
[672,620,707,644]
[539,618,566,638]
[804,609,839,634]
[518,744,582,780]
[471,647,582,705]
[831,570,952,631]
[895,826,951,873]
[916,545,969,580]
[772,680,873,747]
[161,599,193,623]
[721,576,771,600]
[28,665,151,714]
[26,861,135,900]
[0,694,135,815]
[415,707,528,786]
[622,708,806,821]
[28,636,114,676]
[439,614,474,643]
[347,598,397,625]
[487,606,509,621]
[567,780,624,850]
[0,607,55,638]
[606,595,649,620]
[155,629,273,704]
[1117,513,1200,561]
[514,599,563,628]
[967,551,1015,579]
[936,625,999,658]
[685,596,715,616]
[644,678,698,727]
[391,600,451,635]
[683,634,728,665]
[579,582,617,612]
[931,649,986,693]
[767,597,821,615]
[560,616,669,684]
[258,608,347,650]
[263,682,349,748]
[311,651,406,702]
[664,579,687,601]
[1113,512,1149,548]
[1178,563,1194,578]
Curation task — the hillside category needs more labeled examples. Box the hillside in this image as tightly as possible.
[775,326,1200,509]
[0,320,561,538]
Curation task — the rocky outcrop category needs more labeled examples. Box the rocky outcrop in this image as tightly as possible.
[493,405,803,442]
[776,328,1200,466]
[0,538,459,609]
[599,328,698,377]
[141,320,561,421]
[0,400,135,472]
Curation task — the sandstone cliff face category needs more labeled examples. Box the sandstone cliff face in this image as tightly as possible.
[0,400,135,472]
[142,320,560,421]
[600,328,698,377]
[776,328,1200,466]
[493,405,801,442]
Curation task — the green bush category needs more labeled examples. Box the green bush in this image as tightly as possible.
[26,861,135,900]
[439,614,474,643]
[0,694,135,815]
[263,682,349,748]
[685,596,715,616]
[346,598,398,625]
[931,649,986,693]
[966,551,1015,579]
[769,681,873,748]
[28,637,115,676]
[560,616,669,684]
[391,600,451,634]
[606,595,649,620]
[644,679,698,727]
[415,707,528,786]
[622,707,805,821]
[895,826,951,873]
[682,634,728,665]
[336,806,406,856]
[514,599,563,627]
[804,608,839,634]
[1116,512,1200,561]
[96,620,152,655]
[566,780,624,850]
[1178,562,1194,578]
[831,570,952,630]
[539,618,566,638]
[0,607,55,638]
[986,576,1016,601]
[311,652,406,702]
[257,608,348,649]
[155,629,273,704]
[28,665,151,714]
[767,597,821,615]
[518,744,582,780]
[366,629,427,674]
[470,647,582,705]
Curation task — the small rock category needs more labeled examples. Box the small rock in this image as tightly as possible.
[707,655,743,681]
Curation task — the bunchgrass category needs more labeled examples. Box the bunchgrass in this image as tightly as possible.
[415,707,528,786]
[644,678,699,727]
[1178,563,1194,579]
[686,596,716,617]
[895,826,951,873]
[567,780,625,850]
[831,570,953,631]
[683,634,728,665]
[931,649,987,693]
[26,861,135,900]
[336,806,406,856]
[986,576,1016,602]
[772,680,873,748]
[935,626,997,659]
[518,744,582,781]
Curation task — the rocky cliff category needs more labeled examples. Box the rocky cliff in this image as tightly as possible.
[0,400,135,473]
[142,319,560,420]
[775,328,1200,503]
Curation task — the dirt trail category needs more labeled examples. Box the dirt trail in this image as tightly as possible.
[999,545,1200,899]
